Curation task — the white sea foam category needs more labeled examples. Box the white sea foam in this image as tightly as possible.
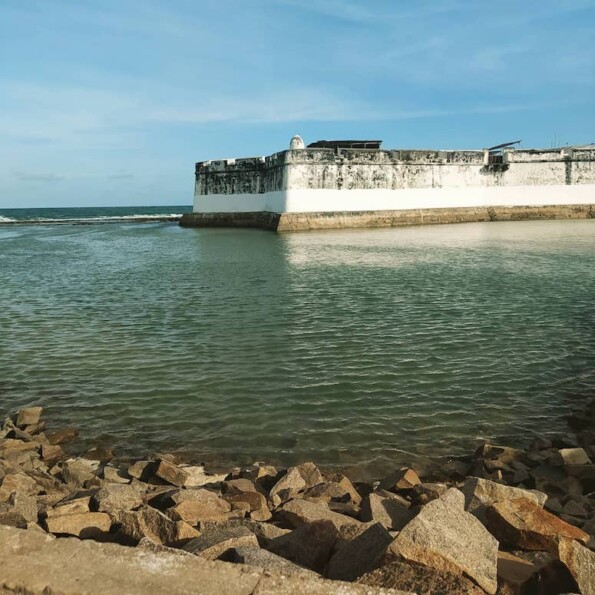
[1,214,182,224]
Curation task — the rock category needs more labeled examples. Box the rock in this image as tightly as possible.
[556,537,595,595]
[228,519,291,546]
[127,460,157,481]
[182,465,227,488]
[358,558,485,594]
[266,519,338,573]
[45,427,78,445]
[476,444,524,465]
[183,524,259,560]
[174,520,201,544]
[461,477,547,523]
[269,462,323,507]
[0,439,39,457]
[277,498,361,530]
[61,458,100,486]
[222,478,260,495]
[302,475,362,506]
[378,468,420,492]
[326,522,392,582]
[225,491,271,521]
[102,465,131,484]
[8,492,38,523]
[360,492,413,530]
[47,496,91,517]
[44,512,111,538]
[558,447,592,465]
[154,459,190,487]
[16,407,43,428]
[166,496,232,525]
[40,443,64,463]
[0,472,40,501]
[563,498,588,518]
[389,488,498,594]
[241,465,278,491]
[0,509,30,528]
[222,546,318,577]
[410,482,449,506]
[93,484,143,513]
[496,551,537,594]
[116,507,185,546]
[84,446,114,463]
[485,497,590,551]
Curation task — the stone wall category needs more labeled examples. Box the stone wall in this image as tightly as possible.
[191,146,595,218]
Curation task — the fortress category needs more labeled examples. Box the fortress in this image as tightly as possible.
[180,136,595,231]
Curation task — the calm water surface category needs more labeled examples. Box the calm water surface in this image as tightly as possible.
[1,218,593,476]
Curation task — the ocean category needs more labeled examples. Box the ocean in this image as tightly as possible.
[1,208,594,476]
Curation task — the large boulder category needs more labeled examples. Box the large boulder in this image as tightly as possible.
[496,551,538,595]
[378,468,420,492]
[154,460,190,487]
[485,497,589,551]
[266,519,338,573]
[326,522,392,582]
[183,524,258,560]
[222,546,318,577]
[0,472,40,502]
[44,512,111,539]
[269,463,323,507]
[61,459,100,486]
[225,491,271,521]
[460,477,547,523]
[389,488,498,594]
[116,506,191,547]
[166,489,231,525]
[93,484,143,514]
[277,498,361,530]
[358,558,485,594]
[360,492,413,530]
[302,474,362,506]
[16,407,43,428]
[556,537,595,595]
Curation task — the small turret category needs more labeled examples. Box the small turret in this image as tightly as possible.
[289,135,305,150]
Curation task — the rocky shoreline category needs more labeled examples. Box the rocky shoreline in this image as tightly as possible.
[1,402,594,594]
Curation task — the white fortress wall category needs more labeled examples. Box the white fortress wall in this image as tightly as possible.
[193,146,595,215]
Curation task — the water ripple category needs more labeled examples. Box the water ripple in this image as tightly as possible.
[0,220,594,473]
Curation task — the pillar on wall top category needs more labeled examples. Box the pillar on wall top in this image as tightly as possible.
[289,135,305,150]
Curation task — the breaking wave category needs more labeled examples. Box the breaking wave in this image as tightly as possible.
[0,213,182,225]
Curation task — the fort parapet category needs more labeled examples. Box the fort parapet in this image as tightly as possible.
[181,137,595,231]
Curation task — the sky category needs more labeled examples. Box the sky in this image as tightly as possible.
[1,0,594,208]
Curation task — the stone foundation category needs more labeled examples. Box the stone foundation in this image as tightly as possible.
[179,204,594,232]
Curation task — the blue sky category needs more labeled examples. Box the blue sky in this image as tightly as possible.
[1,0,594,208]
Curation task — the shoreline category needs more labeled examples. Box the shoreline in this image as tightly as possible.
[1,400,593,593]
[0,215,181,226]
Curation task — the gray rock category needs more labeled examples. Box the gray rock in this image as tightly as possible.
[93,484,143,513]
[277,498,361,530]
[360,492,413,530]
[44,512,112,538]
[269,463,323,507]
[389,488,498,594]
[61,458,100,486]
[557,537,595,595]
[16,407,43,428]
[326,522,392,582]
[358,558,485,594]
[117,506,183,546]
[154,459,190,487]
[102,465,131,484]
[461,476,547,523]
[378,468,420,492]
[558,447,592,465]
[266,519,338,573]
[222,546,318,577]
[183,524,258,559]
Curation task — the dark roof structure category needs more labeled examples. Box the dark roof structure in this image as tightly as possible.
[307,139,382,150]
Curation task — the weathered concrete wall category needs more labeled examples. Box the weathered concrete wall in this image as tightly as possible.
[192,146,595,217]
[180,204,594,232]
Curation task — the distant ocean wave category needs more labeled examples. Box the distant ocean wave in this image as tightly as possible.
[0,213,183,225]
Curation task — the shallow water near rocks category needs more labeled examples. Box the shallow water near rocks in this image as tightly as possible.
[0,218,594,476]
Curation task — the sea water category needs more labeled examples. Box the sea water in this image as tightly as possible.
[0,211,593,475]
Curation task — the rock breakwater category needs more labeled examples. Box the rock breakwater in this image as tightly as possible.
[0,402,594,594]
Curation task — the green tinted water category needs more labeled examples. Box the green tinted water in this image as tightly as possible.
[1,220,593,475]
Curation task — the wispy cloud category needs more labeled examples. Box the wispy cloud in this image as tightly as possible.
[14,171,64,183]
